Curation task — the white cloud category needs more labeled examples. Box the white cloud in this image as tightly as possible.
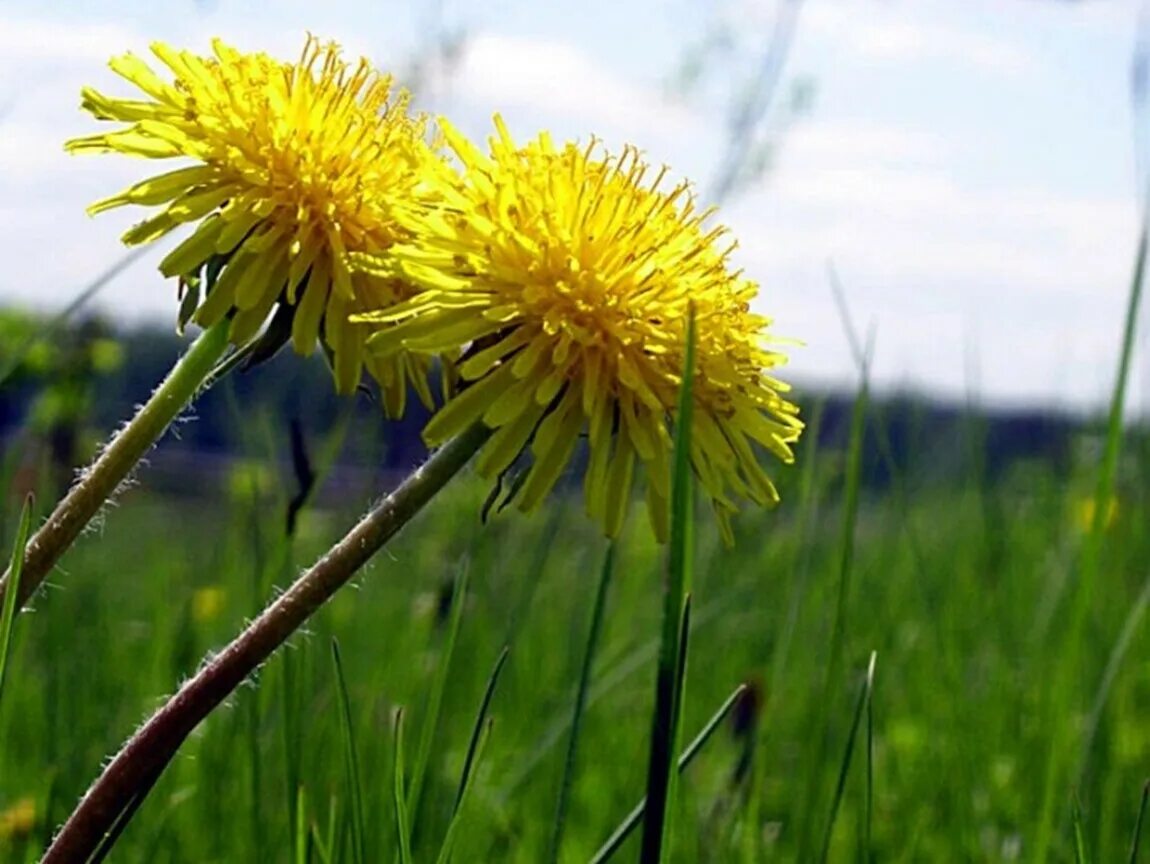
[0,18,141,65]
[450,32,704,152]
[804,3,1034,75]
[722,116,1140,409]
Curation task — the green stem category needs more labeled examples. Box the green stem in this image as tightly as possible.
[41,422,491,864]
[0,319,232,612]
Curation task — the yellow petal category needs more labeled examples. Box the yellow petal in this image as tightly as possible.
[423,363,516,445]
[603,438,635,537]
[89,165,217,214]
[292,258,331,355]
[159,215,225,278]
[517,389,583,511]
[476,397,547,478]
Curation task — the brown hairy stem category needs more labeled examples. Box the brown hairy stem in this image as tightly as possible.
[42,422,491,863]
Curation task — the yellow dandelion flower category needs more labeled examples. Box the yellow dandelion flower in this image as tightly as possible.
[356,117,802,542]
[66,36,443,412]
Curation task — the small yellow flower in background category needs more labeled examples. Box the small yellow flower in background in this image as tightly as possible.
[66,36,443,413]
[0,797,37,842]
[356,117,802,542]
[1074,494,1119,533]
[191,586,226,624]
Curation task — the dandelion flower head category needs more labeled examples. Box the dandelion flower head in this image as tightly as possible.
[358,117,803,542]
[66,36,443,411]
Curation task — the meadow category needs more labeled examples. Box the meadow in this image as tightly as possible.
[0,18,1145,862]
[1,355,1147,862]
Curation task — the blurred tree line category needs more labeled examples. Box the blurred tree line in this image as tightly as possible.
[0,308,1101,506]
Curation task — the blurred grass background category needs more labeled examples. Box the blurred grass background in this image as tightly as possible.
[1,317,1147,861]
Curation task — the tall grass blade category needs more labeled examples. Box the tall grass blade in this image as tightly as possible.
[331,639,365,864]
[1082,198,1147,599]
[409,561,470,823]
[454,646,510,815]
[1083,570,1150,774]
[638,307,696,864]
[0,494,32,706]
[1129,781,1149,864]
[434,719,493,864]
[865,648,875,863]
[435,648,507,864]
[295,786,309,864]
[1038,182,1149,860]
[282,647,303,864]
[828,263,926,566]
[818,651,877,864]
[394,708,413,864]
[547,543,615,864]
[1073,795,1091,864]
[311,800,335,864]
[799,342,870,860]
[311,832,334,864]
[590,683,747,864]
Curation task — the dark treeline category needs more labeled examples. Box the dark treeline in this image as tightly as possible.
[0,315,1103,501]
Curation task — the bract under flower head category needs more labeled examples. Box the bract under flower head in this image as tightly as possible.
[66,35,442,412]
[357,116,802,542]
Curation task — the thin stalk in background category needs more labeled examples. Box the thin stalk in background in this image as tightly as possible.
[546,543,615,864]
[818,651,877,863]
[0,318,232,613]
[393,708,413,864]
[41,422,492,864]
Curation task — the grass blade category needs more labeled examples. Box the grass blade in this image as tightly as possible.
[590,683,747,864]
[819,651,877,863]
[295,786,309,864]
[0,494,32,706]
[282,646,303,864]
[1073,795,1090,864]
[547,543,615,864]
[454,645,510,815]
[394,708,413,864]
[638,307,697,864]
[435,647,509,864]
[1038,177,1149,861]
[1130,781,1149,864]
[865,648,875,864]
[798,344,870,860]
[331,639,365,864]
[434,719,493,864]
[409,561,470,823]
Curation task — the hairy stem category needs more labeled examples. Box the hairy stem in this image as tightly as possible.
[42,422,491,863]
[0,319,232,612]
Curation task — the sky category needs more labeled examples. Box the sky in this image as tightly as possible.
[0,0,1147,413]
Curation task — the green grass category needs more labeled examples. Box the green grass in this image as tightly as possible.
[0,404,1147,862]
